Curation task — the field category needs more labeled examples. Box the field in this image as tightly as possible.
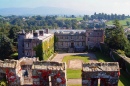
[106,18,130,28]
[56,17,83,21]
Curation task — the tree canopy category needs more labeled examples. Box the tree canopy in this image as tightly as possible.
[0,34,14,60]
[105,20,130,57]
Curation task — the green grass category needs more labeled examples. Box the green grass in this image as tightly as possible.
[67,69,81,79]
[62,55,89,79]
[63,52,130,86]
[0,80,7,86]
[56,17,83,21]
[11,52,18,56]
[10,52,18,59]
[62,55,89,64]
[94,52,113,62]
[94,51,130,86]
[106,18,130,28]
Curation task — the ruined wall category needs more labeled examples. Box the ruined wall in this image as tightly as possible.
[82,62,120,86]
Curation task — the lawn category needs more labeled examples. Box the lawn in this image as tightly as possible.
[62,55,89,64]
[106,18,130,28]
[94,52,113,62]
[62,55,89,79]
[67,69,81,79]
[56,17,83,21]
[94,51,130,86]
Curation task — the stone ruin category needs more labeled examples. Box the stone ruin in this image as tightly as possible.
[82,62,120,86]
[0,59,20,86]
[0,58,66,86]
[32,61,66,86]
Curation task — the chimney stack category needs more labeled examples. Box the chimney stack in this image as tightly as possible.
[39,30,44,36]
[45,29,49,34]
[33,32,38,37]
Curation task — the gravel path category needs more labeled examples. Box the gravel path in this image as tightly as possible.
[51,52,98,85]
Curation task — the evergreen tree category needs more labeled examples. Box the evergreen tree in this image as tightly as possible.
[0,34,14,60]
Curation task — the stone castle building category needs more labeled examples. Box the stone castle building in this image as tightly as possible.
[0,58,66,86]
[54,29,104,52]
[18,29,104,59]
[18,29,54,59]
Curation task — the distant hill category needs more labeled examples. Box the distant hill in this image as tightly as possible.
[0,7,92,16]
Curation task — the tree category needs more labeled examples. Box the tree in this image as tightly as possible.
[126,21,130,26]
[8,26,20,42]
[105,20,129,50]
[0,34,14,60]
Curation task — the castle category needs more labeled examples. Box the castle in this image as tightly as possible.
[18,29,104,59]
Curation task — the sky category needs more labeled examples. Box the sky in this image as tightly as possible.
[0,0,130,15]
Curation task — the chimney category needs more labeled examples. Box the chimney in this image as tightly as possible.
[45,29,49,34]
[39,30,44,36]
[33,32,38,37]
[31,30,33,34]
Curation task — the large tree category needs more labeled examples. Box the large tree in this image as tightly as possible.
[105,20,129,50]
[0,34,14,60]
[8,26,20,42]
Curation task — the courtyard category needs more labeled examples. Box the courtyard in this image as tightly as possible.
[51,52,130,86]
[51,52,98,85]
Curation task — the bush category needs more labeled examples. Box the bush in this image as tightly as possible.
[116,49,125,56]
[125,52,130,57]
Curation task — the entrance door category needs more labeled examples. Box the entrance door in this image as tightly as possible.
[71,42,74,48]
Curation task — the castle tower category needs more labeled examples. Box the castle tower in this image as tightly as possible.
[17,30,26,59]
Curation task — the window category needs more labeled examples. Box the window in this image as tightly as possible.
[26,43,29,47]
[88,38,90,41]
[33,43,36,46]
[77,42,79,46]
[71,36,73,39]
[82,36,83,39]
[77,36,79,39]
[33,51,36,56]
[25,51,29,56]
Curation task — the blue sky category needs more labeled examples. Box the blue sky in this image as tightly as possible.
[0,0,130,15]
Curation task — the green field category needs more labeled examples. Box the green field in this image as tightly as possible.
[56,17,83,21]
[106,18,130,28]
